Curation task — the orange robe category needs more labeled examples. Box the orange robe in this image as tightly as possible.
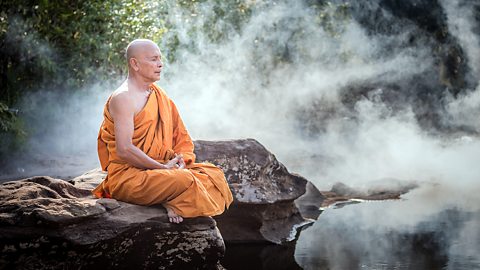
[92,84,233,217]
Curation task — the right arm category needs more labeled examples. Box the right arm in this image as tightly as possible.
[109,93,178,170]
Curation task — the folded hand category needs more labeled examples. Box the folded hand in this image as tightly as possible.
[164,154,185,169]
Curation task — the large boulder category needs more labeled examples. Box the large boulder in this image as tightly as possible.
[196,139,324,244]
[0,176,225,270]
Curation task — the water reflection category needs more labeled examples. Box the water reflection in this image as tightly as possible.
[222,242,302,270]
[295,188,480,270]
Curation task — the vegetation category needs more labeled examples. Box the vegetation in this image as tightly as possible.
[0,0,350,158]
[0,0,166,155]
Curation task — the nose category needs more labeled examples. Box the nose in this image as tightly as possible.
[158,60,163,68]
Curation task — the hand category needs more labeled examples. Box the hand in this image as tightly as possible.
[177,154,186,169]
[162,154,185,169]
[163,155,182,169]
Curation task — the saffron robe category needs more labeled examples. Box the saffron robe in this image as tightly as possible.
[92,84,233,217]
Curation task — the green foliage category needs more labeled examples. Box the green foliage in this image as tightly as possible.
[0,102,21,132]
[0,101,26,156]
[0,0,166,156]
[0,0,167,100]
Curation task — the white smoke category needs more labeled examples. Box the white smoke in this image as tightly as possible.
[444,84,480,132]
[3,0,480,267]
[156,0,480,193]
[157,2,480,267]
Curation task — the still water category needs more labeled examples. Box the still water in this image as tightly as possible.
[222,185,480,270]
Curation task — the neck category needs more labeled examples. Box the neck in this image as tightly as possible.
[126,74,152,92]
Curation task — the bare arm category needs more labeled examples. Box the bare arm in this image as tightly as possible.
[109,93,177,170]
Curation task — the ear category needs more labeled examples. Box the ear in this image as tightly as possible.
[130,58,140,71]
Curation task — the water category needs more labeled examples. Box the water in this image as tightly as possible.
[223,185,480,270]
[295,188,480,270]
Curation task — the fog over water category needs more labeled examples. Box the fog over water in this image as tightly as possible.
[4,0,480,268]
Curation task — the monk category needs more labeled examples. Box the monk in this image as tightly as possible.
[92,39,233,223]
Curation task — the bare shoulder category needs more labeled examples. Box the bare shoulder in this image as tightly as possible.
[111,83,131,101]
[109,85,134,118]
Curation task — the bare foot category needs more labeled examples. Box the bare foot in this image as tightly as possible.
[164,205,183,224]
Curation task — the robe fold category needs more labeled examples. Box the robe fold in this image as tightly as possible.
[92,84,233,217]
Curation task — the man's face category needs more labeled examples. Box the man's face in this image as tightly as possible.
[135,44,163,82]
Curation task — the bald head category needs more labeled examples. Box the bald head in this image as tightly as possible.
[126,39,160,66]
[125,39,163,82]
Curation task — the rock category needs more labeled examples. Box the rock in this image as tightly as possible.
[0,176,225,270]
[71,139,325,244]
[194,139,324,244]
[70,167,106,190]
[0,176,102,227]
[194,139,306,203]
[96,198,121,210]
[321,180,418,207]
[294,181,325,220]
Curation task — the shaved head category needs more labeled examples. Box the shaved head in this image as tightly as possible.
[125,39,163,82]
[125,39,160,65]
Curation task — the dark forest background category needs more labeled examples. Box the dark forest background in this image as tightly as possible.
[1,0,166,156]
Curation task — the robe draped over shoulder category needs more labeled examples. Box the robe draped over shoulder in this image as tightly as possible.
[92,84,233,217]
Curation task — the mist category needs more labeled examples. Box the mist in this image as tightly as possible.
[3,0,480,267]
[157,1,480,267]
[158,0,480,191]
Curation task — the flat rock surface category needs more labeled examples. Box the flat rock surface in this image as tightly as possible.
[0,176,225,270]
[0,176,102,227]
